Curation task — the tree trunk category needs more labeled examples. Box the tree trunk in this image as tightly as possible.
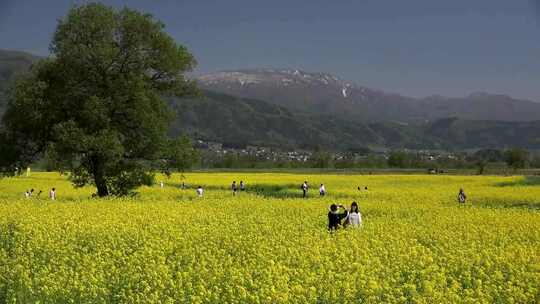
[92,157,109,197]
[95,174,109,197]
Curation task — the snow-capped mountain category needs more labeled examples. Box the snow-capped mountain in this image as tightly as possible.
[197,68,393,100]
[197,68,540,123]
[199,69,346,88]
[197,68,421,122]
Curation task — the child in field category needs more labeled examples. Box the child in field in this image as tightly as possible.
[319,184,326,196]
[345,201,362,228]
[49,188,56,200]
[458,188,466,204]
[328,204,348,230]
[240,181,245,191]
[160,181,164,188]
[196,186,203,197]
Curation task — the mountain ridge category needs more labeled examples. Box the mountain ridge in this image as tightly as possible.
[2,50,540,150]
[197,68,540,123]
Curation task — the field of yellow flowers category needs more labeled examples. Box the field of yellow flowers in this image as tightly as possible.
[0,172,539,303]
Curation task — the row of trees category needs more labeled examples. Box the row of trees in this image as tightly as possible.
[0,3,199,196]
[193,148,538,172]
[387,148,534,173]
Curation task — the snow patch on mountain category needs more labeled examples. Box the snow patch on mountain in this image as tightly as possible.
[198,71,262,86]
[198,69,380,97]
[342,87,348,98]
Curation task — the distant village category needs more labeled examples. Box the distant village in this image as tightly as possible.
[193,139,462,164]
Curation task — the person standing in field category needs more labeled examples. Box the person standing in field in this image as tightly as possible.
[196,186,203,197]
[160,181,164,188]
[328,204,348,230]
[231,181,238,196]
[240,181,246,192]
[301,181,309,198]
[458,188,466,204]
[49,188,56,200]
[345,201,362,228]
[319,183,326,196]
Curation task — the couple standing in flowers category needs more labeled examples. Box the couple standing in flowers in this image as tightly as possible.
[328,201,362,230]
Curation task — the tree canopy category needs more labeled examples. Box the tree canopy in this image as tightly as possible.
[0,3,197,196]
[504,148,530,171]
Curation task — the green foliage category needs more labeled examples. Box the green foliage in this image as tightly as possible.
[170,91,384,151]
[0,3,197,196]
[311,149,333,168]
[0,131,18,175]
[531,154,540,168]
[160,135,200,177]
[388,151,409,168]
[472,149,504,175]
[504,148,530,170]
[473,149,504,163]
[0,50,39,117]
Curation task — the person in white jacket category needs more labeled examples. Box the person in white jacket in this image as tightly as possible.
[49,188,56,200]
[345,201,362,228]
[319,184,326,196]
[196,186,203,197]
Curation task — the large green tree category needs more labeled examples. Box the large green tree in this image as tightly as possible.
[0,3,197,196]
[160,135,200,177]
[504,148,530,171]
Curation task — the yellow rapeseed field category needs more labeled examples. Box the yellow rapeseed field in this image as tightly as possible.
[0,172,539,303]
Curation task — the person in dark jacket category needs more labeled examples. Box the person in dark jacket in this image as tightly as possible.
[231,181,237,196]
[328,204,348,231]
[458,188,466,204]
[240,181,246,191]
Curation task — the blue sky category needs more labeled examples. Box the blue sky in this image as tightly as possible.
[1,0,540,101]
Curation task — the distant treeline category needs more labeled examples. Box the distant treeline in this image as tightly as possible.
[192,148,540,174]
